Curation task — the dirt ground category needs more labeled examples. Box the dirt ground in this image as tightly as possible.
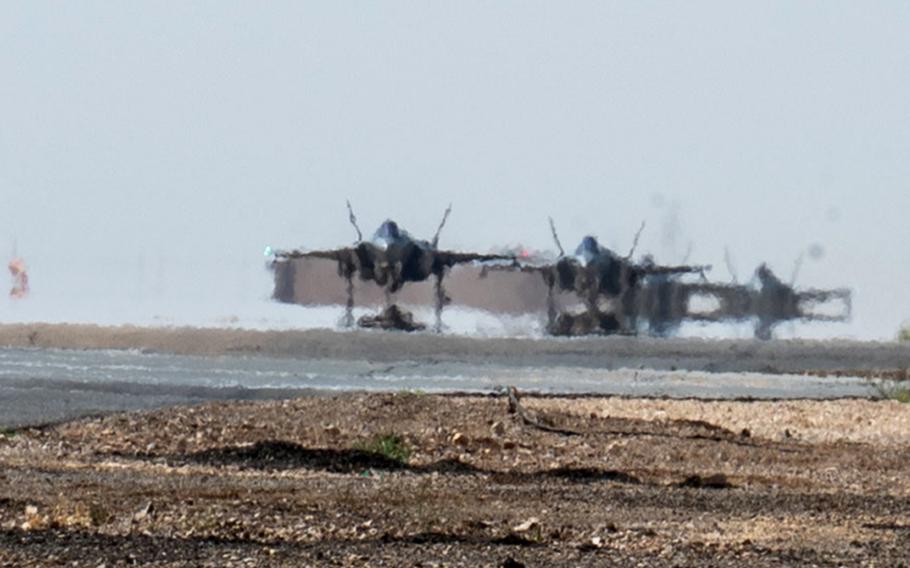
[2,392,909,567]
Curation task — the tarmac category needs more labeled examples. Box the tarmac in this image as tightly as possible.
[0,323,907,428]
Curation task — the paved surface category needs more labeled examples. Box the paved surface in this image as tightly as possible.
[0,334,897,428]
[1,323,909,369]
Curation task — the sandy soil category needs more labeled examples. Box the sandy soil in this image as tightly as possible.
[2,393,909,566]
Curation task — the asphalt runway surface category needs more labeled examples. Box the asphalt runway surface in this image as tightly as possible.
[0,323,908,428]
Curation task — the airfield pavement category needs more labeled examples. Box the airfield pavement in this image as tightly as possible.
[1,323,910,566]
[1,322,909,373]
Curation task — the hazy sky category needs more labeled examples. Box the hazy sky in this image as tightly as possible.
[2,2,908,338]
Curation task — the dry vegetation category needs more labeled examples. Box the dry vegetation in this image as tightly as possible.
[2,392,910,566]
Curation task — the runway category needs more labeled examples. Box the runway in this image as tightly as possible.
[1,323,907,428]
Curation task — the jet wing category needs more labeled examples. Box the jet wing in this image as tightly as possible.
[433,250,517,267]
[273,247,354,262]
[639,263,712,277]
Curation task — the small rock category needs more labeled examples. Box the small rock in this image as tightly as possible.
[490,421,506,437]
[512,517,541,533]
[679,473,733,489]
[134,502,153,522]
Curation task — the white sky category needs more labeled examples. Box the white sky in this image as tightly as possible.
[1,2,908,339]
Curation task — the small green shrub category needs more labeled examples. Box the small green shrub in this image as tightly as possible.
[899,324,910,343]
[358,433,411,463]
[884,386,910,404]
[871,380,910,403]
[391,389,426,400]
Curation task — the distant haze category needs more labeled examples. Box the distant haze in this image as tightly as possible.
[2,2,908,339]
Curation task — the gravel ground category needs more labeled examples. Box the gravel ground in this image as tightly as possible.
[2,392,909,566]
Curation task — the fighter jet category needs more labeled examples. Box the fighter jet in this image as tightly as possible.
[501,219,710,335]
[271,203,515,331]
[750,263,851,339]
[549,235,709,334]
[645,263,852,339]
